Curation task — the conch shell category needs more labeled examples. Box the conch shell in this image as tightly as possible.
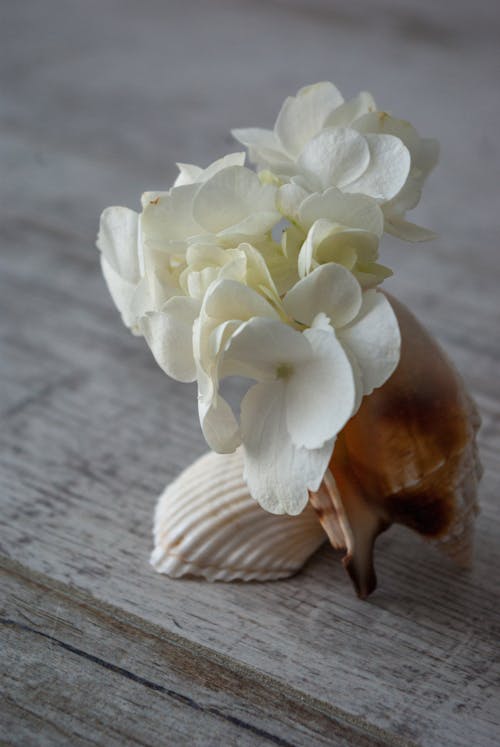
[151,449,326,581]
[310,295,482,597]
[152,296,481,597]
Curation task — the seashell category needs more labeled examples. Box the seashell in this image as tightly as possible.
[310,294,482,598]
[151,448,326,581]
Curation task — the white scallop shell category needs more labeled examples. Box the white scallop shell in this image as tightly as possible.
[151,448,326,581]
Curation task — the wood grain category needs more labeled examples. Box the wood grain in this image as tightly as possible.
[1,1,499,745]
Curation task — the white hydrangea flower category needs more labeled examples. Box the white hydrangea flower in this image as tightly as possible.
[97,206,165,333]
[193,263,400,514]
[98,83,417,517]
[233,81,438,241]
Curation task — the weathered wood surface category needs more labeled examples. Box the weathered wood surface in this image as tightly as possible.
[1,1,499,745]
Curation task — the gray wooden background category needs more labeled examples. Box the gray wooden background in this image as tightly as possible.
[1,1,499,745]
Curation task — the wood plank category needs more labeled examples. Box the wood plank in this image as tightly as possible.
[1,557,400,747]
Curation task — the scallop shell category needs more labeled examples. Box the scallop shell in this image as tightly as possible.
[310,294,482,598]
[151,448,326,581]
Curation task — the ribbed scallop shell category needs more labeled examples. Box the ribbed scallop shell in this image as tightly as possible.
[151,448,326,581]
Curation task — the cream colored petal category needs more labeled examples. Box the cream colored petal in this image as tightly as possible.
[344,133,411,201]
[325,91,377,128]
[274,81,344,157]
[298,127,370,191]
[285,327,357,449]
[241,382,335,515]
[97,206,140,282]
[337,290,401,396]
[284,263,362,329]
[298,187,384,237]
[140,296,200,382]
[193,166,278,234]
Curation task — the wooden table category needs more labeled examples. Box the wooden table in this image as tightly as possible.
[1,1,499,744]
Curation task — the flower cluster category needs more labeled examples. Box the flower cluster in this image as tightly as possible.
[97,81,438,515]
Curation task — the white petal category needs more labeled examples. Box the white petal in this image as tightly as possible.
[298,127,370,192]
[231,127,290,170]
[274,82,344,158]
[223,317,310,382]
[344,134,411,201]
[297,221,378,279]
[241,382,335,515]
[129,274,163,326]
[140,296,200,382]
[353,113,420,157]
[284,263,362,329]
[193,166,278,234]
[337,291,401,396]
[97,206,140,282]
[384,216,437,242]
[325,91,376,128]
[174,163,203,187]
[238,242,280,302]
[100,256,139,329]
[232,127,280,151]
[203,278,279,323]
[277,182,311,220]
[217,211,279,240]
[200,152,246,180]
[175,153,247,187]
[285,328,357,449]
[298,187,384,236]
[141,183,201,244]
[198,388,241,453]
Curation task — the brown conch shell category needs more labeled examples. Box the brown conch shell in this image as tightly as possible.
[309,294,482,598]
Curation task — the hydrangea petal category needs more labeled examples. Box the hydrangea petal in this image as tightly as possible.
[385,216,437,242]
[297,219,333,278]
[100,256,139,329]
[97,206,140,282]
[284,263,362,329]
[277,181,310,221]
[140,296,200,382]
[353,113,420,157]
[174,152,246,187]
[174,163,203,187]
[203,278,279,323]
[274,82,344,158]
[142,183,201,244]
[298,128,370,192]
[231,128,290,170]
[344,134,411,201]
[217,211,280,240]
[193,166,278,234]
[325,91,376,128]
[298,187,384,237]
[241,382,335,515]
[199,387,241,453]
[223,317,310,382]
[337,291,401,396]
[298,222,379,278]
[285,328,357,449]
